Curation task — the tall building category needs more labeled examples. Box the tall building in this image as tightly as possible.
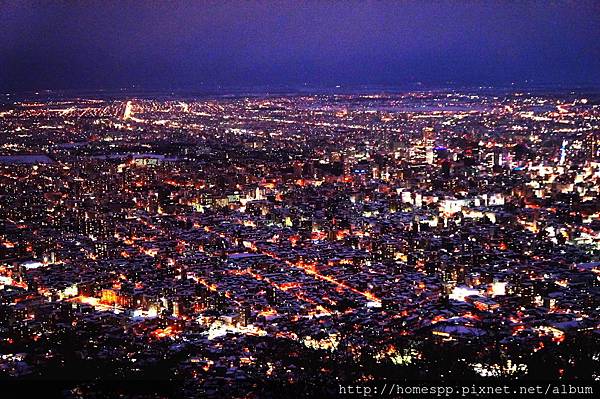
[583,132,598,161]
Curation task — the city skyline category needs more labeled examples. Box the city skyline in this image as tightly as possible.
[1,2,599,398]
[1,87,599,397]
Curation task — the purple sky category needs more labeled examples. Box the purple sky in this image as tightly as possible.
[1,1,599,90]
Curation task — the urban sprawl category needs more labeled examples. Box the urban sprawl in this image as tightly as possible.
[0,89,599,396]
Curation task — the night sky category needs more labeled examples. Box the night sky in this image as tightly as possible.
[1,1,600,91]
